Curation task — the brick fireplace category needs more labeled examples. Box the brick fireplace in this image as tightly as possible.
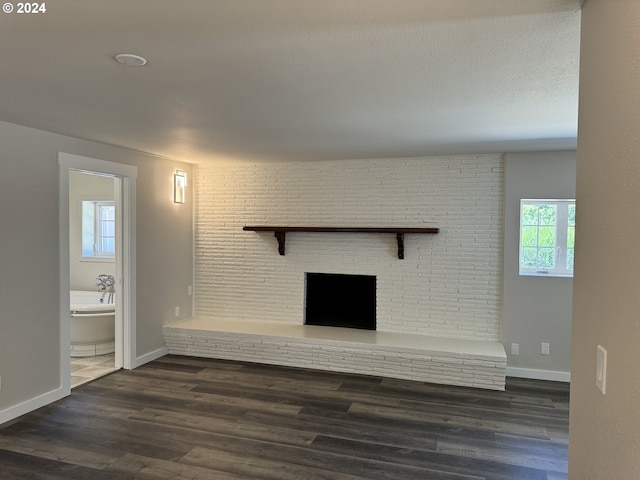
[194,154,504,342]
[182,155,507,389]
[164,155,506,389]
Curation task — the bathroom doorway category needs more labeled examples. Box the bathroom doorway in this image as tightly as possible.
[69,171,118,386]
[59,153,137,394]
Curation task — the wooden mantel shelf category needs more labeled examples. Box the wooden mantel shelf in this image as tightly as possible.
[243,226,439,259]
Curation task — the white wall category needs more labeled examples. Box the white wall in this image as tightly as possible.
[503,151,575,379]
[0,120,193,422]
[195,155,504,341]
[569,1,640,477]
[69,171,116,291]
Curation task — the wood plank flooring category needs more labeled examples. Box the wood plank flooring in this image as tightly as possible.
[0,355,569,479]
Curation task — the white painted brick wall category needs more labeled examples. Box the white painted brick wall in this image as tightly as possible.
[163,328,507,390]
[195,155,504,341]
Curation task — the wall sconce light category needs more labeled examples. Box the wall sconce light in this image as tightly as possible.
[174,170,187,204]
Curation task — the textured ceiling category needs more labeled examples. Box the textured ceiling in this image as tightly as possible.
[0,0,582,163]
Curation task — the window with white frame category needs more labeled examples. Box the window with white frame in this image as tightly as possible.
[519,199,575,277]
[81,200,115,260]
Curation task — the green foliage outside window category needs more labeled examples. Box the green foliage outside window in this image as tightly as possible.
[520,204,557,270]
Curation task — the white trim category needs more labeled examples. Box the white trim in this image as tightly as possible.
[519,272,573,278]
[132,346,169,369]
[120,175,137,370]
[506,367,570,383]
[0,387,66,425]
[58,165,73,397]
[58,152,138,178]
[59,153,137,375]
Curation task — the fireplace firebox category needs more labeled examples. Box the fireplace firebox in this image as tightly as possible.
[305,273,376,330]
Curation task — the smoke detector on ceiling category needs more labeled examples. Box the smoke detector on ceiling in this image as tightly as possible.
[114,54,147,67]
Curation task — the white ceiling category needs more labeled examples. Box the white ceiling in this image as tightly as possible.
[0,0,582,163]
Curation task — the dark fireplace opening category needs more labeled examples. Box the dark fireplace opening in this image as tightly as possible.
[305,273,376,330]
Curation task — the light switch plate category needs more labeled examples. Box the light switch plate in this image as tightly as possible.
[596,345,607,395]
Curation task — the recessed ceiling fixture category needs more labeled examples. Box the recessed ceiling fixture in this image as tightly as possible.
[114,53,147,67]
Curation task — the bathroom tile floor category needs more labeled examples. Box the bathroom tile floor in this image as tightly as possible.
[70,353,118,388]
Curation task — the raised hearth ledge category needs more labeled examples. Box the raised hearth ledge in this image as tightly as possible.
[163,317,506,390]
[242,226,439,259]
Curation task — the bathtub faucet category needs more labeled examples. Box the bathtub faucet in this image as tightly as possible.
[96,274,115,304]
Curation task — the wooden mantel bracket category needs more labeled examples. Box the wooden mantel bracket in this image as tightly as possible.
[274,231,286,256]
[396,233,405,260]
[243,226,439,259]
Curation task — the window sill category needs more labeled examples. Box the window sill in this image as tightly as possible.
[519,272,573,278]
[80,256,115,263]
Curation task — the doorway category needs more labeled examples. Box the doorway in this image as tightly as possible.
[69,171,118,386]
[58,153,137,394]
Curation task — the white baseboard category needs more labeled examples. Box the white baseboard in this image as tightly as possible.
[507,367,570,383]
[0,386,68,425]
[131,346,168,369]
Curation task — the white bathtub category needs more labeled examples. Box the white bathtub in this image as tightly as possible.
[70,290,115,357]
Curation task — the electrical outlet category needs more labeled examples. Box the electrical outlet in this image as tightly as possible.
[541,343,550,355]
[188,285,193,296]
[175,306,180,317]
[596,345,607,395]
[510,343,520,355]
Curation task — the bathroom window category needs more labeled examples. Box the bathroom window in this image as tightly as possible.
[82,200,115,260]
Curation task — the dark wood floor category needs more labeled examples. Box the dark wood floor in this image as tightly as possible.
[0,355,569,479]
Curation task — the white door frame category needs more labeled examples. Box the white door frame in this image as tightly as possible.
[58,153,137,393]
